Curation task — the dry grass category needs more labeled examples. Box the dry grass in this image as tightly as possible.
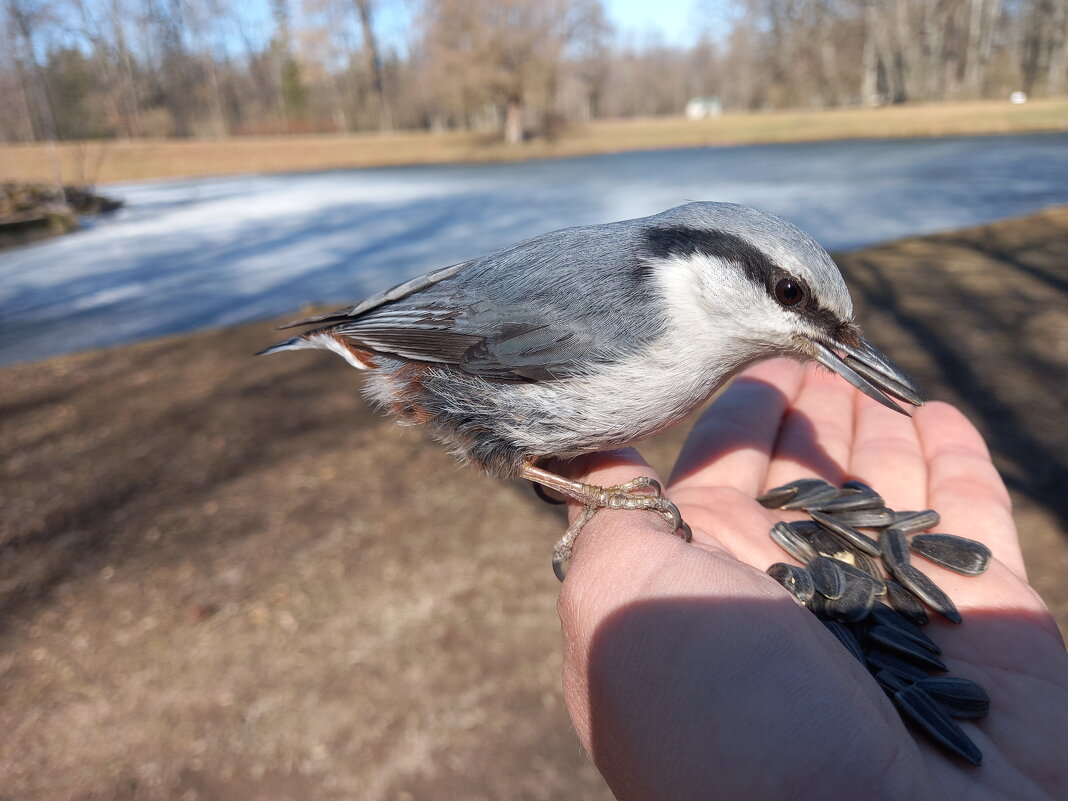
[1,98,1066,184]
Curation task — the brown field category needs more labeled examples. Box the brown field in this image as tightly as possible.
[1,97,1067,184]
[1,207,1067,800]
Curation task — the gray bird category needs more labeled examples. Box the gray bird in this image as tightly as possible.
[259,202,923,578]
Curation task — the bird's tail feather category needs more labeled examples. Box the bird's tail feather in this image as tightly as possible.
[254,335,313,356]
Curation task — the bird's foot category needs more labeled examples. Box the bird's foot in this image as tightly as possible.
[521,463,692,581]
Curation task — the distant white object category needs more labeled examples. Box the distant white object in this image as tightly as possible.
[1009,91,1028,104]
[685,97,723,120]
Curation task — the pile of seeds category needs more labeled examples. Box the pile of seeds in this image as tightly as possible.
[758,478,992,767]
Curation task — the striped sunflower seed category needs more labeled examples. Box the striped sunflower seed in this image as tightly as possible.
[885,579,929,626]
[890,509,941,534]
[893,685,983,766]
[810,510,882,557]
[770,522,819,563]
[916,677,990,720]
[767,563,815,604]
[910,534,992,576]
[867,626,949,672]
[808,556,846,600]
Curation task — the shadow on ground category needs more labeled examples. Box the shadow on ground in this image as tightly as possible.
[0,207,1066,800]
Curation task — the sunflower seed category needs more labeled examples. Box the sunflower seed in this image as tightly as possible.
[781,481,842,510]
[808,556,846,600]
[825,574,878,622]
[893,685,983,766]
[890,509,941,534]
[910,534,992,576]
[810,510,882,557]
[843,355,926,407]
[850,551,887,588]
[916,677,990,720]
[770,522,819,563]
[866,650,930,682]
[824,507,898,528]
[822,619,866,664]
[875,668,914,696]
[885,579,929,625]
[869,604,941,654]
[808,491,886,513]
[767,563,815,604]
[895,565,962,624]
[842,479,877,494]
[836,559,886,596]
[880,527,912,573]
[868,626,949,672]
[795,525,856,561]
[757,478,831,509]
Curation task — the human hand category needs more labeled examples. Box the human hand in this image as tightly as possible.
[556,358,1068,801]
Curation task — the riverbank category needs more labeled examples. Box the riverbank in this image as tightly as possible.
[2,98,1066,184]
[1,206,1067,800]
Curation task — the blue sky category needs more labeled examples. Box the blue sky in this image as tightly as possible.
[606,0,734,46]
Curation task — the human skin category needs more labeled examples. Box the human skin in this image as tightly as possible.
[555,358,1068,801]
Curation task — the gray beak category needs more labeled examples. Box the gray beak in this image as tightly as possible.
[804,335,925,416]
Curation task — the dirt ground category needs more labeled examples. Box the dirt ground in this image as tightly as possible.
[1,208,1067,800]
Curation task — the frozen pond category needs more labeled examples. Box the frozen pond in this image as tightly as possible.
[2,131,1068,366]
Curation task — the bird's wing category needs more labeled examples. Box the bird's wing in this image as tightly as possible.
[329,296,603,381]
[285,222,659,381]
[278,261,472,329]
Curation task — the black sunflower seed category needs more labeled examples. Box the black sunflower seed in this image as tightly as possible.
[885,579,929,626]
[890,509,941,534]
[868,604,940,654]
[824,574,878,623]
[915,677,990,720]
[822,620,866,664]
[781,481,842,510]
[874,668,914,696]
[893,685,983,766]
[823,508,897,528]
[868,626,949,672]
[769,522,818,563]
[910,534,992,577]
[835,559,886,596]
[880,527,912,573]
[757,478,832,508]
[850,551,886,588]
[807,490,886,513]
[894,566,962,624]
[810,510,882,557]
[842,479,877,494]
[767,563,815,604]
[866,650,931,682]
[807,556,846,600]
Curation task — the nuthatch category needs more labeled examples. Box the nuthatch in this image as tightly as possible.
[260,202,923,578]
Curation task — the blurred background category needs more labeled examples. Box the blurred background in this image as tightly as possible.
[1,1,1068,800]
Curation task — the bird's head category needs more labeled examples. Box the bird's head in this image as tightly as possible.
[642,202,923,414]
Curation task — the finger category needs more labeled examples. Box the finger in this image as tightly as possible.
[913,402,1027,579]
[763,364,857,492]
[847,390,928,513]
[669,358,805,495]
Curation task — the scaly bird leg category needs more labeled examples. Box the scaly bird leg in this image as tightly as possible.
[520,462,693,581]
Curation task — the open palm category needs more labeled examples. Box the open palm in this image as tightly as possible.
[556,358,1068,801]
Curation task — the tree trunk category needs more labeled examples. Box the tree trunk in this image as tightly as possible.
[354,0,391,131]
[965,0,986,97]
[503,99,523,145]
[1048,0,1068,95]
[861,2,880,105]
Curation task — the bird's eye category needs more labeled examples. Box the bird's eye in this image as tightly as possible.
[774,277,804,307]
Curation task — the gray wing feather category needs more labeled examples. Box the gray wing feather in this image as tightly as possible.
[279,261,471,329]
[291,221,664,381]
